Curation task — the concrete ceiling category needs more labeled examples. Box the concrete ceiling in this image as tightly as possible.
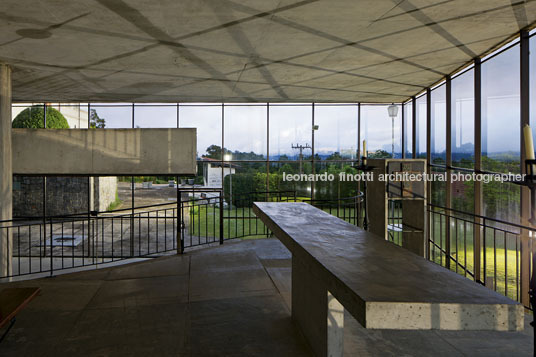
[0,0,535,103]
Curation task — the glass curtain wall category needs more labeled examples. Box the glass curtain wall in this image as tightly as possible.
[451,68,475,213]
[415,95,427,159]
[481,44,521,223]
[361,104,402,158]
[11,103,372,216]
[403,101,413,158]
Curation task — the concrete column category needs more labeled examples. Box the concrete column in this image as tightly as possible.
[292,256,344,357]
[0,64,12,277]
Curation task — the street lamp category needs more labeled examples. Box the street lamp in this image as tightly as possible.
[224,154,232,208]
[387,104,399,158]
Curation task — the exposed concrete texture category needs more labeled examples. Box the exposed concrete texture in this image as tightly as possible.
[1,1,535,103]
[94,176,118,212]
[0,64,12,277]
[292,255,344,356]
[0,238,533,356]
[12,128,197,175]
[402,200,427,256]
[253,202,524,333]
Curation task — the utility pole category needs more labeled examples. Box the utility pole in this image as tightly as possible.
[292,143,311,174]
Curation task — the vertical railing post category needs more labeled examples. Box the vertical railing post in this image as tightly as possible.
[177,187,183,254]
[219,192,224,245]
[49,220,53,276]
[483,217,487,287]
[130,177,135,257]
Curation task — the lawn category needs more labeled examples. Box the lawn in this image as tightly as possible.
[429,213,522,301]
[187,204,360,239]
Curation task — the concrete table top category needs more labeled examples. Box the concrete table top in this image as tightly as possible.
[253,202,524,331]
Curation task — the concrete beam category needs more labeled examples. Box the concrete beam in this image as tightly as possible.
[12,128,197,175]
[0,64,12,277]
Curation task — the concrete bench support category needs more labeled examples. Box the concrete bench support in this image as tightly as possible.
[292,256,344,357]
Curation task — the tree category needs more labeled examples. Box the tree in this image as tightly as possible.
[278,154,290,161]
[89,109,106,128]
[326,152,343,161]
[205,145,223,159]
[12,105,69,129]
[223,173,256,207]
[369,149,391,159]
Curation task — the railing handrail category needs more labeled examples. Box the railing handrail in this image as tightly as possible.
[0,190,304,224]
[428,203,533,232]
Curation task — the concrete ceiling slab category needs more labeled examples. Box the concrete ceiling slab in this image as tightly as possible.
[0,0,534,103]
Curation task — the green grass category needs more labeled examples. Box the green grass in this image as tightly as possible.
[187,204,359,239]
[187,205,269,239]
[106,192,121,212]
[429,213,521,301]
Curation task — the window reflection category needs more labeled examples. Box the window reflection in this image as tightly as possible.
[482,45,520,173]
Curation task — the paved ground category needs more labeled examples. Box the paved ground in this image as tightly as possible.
[0,238,533,356]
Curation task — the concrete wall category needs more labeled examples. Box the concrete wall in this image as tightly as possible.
[13,176,118,217]
[94,176,117,212]
[12,128,196,175]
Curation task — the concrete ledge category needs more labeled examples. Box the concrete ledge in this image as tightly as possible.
[366,302,524,331]
[12,128,196,175]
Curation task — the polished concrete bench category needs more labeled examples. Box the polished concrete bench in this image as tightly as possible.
[253,202,523,357]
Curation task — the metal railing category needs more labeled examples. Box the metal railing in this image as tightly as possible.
[427,204,533,307]
[0,190,364,280]
[1,201,182,279]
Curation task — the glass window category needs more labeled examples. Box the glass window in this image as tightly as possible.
[12,104,45,128]
[49,103,89,129]
[135,104,177,128]
[530,35,536,155]
[431,84,446,165]
[314,105,358,160]
[403,102,413,158]
[430,167,447,207]
[415,95,427,159]
[269,104,312,161]
[224,104,267,161]
[90,103,133,128]
[361,105,401,158]
[269,162,312,198]
[314,160,359,201]
[483,181,520,224]
[452,170,474,213]
[452,70,475,169]
[482,45,520,173]
[179,104,222,160]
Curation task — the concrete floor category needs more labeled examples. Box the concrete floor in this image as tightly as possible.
[0,238,533,356]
